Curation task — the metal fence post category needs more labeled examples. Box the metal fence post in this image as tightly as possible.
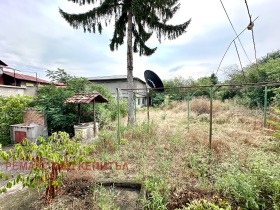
[117,88,121,148]
[209,86,213,148]
[134,93,136,123]
[187,94,190,131]
[264,86,268,128]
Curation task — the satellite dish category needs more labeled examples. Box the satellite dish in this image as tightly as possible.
[144,70,164,92]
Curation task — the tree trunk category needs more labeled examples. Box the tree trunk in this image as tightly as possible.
[127,9,134,125]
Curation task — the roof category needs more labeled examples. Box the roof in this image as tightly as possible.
[0,60,8,66]
[2,70,65,86]
[64,92,108,104]
[3,70,49,84]
[88,75,146,84]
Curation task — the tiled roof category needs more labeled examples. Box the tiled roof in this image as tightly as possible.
[64,92,108,104]
[3,70,49,84]
[3,70,64,86]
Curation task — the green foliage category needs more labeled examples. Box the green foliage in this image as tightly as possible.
[0,95,33,145]
[210,73,218,85]
[189,156,209,187]
[0,132,94,200]
[268,108,280,151]
[34,72,126,134]
[163,76,194,101]
[215,153,280,210]
[46,68,71,83]
[143,176,169,210]
[184,200,231,210]
[220,50,280,107]
[59,0,191,57]
[35,85,76,134]
[192,76,213,97]
[93,185,120,210]
[151,93,165,107]
[272,88,280,107]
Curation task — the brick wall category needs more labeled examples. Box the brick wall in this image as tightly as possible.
[23,108,45,125]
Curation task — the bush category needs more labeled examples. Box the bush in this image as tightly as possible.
[0,132,94,200]
[34,85,76,134]
[215,154,280,209]
[0,95,34,145]
[34,77,126,135]
[184,200,231,210]
[143,176,169,210]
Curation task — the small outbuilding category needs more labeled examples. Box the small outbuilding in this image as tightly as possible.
[64,92,108,139]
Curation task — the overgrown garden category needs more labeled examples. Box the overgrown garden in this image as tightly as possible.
[0,51,280,209]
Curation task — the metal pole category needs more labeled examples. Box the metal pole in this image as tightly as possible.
[147,90,150,124]
[209,86,213,148]
[93,99,96,137]
[78,104,81,124]
[36,72,38,90]
[117,88,121,148]
[187,94,190,131]
[14,69,16,86]
[134,93,136,123]
[264,86,268,128]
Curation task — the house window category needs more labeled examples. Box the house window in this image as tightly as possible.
[138,98,141,105]
[142,98,146,105]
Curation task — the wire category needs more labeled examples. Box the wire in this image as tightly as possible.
[219,0,252,63]
[233,40,247,83]
[251,28,259,70]
[244,0,259,72]
[215,17,258,75]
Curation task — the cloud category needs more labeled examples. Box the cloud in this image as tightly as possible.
[169,65,186,72]
[0,0,280,82]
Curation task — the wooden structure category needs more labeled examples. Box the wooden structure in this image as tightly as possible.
[64,92,108,136]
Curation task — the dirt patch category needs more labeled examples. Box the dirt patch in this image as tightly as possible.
[0,186,40,210]
[167,185,216,210]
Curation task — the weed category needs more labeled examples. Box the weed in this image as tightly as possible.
[183,199,231,210]
[93,185,120,210]
[143,176,169,210]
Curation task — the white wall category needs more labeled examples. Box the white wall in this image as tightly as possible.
[0,85,37,97]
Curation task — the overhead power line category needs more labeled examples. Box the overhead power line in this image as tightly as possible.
[233,40,247,83]
[215,17,258,75]
[244,0,259,72]
[219,0,252,63]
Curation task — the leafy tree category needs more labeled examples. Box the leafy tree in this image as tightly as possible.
[59,0,191,124]
[0,95,33,145]
[35,85,76,134]
[163,76,194,101]
[46,68,71,84]
[192,76,213,97]
[35,75,127,134]
[210,73,218,85]
[221,50,280,107]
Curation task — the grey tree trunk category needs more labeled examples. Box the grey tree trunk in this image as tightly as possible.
[127,10,135,125]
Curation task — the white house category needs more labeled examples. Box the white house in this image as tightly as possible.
[88,75,147,106]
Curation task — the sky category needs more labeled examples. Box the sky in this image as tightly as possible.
[1,0,280,82]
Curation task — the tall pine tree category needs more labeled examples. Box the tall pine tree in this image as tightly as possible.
[59,0,191,124]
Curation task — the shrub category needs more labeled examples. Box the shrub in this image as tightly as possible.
[215,154,280,210]
[0,95,33,145]
[143,176,169,210]
[34,77,126,135]
[184,199,231,210]
[0,132,94,201]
